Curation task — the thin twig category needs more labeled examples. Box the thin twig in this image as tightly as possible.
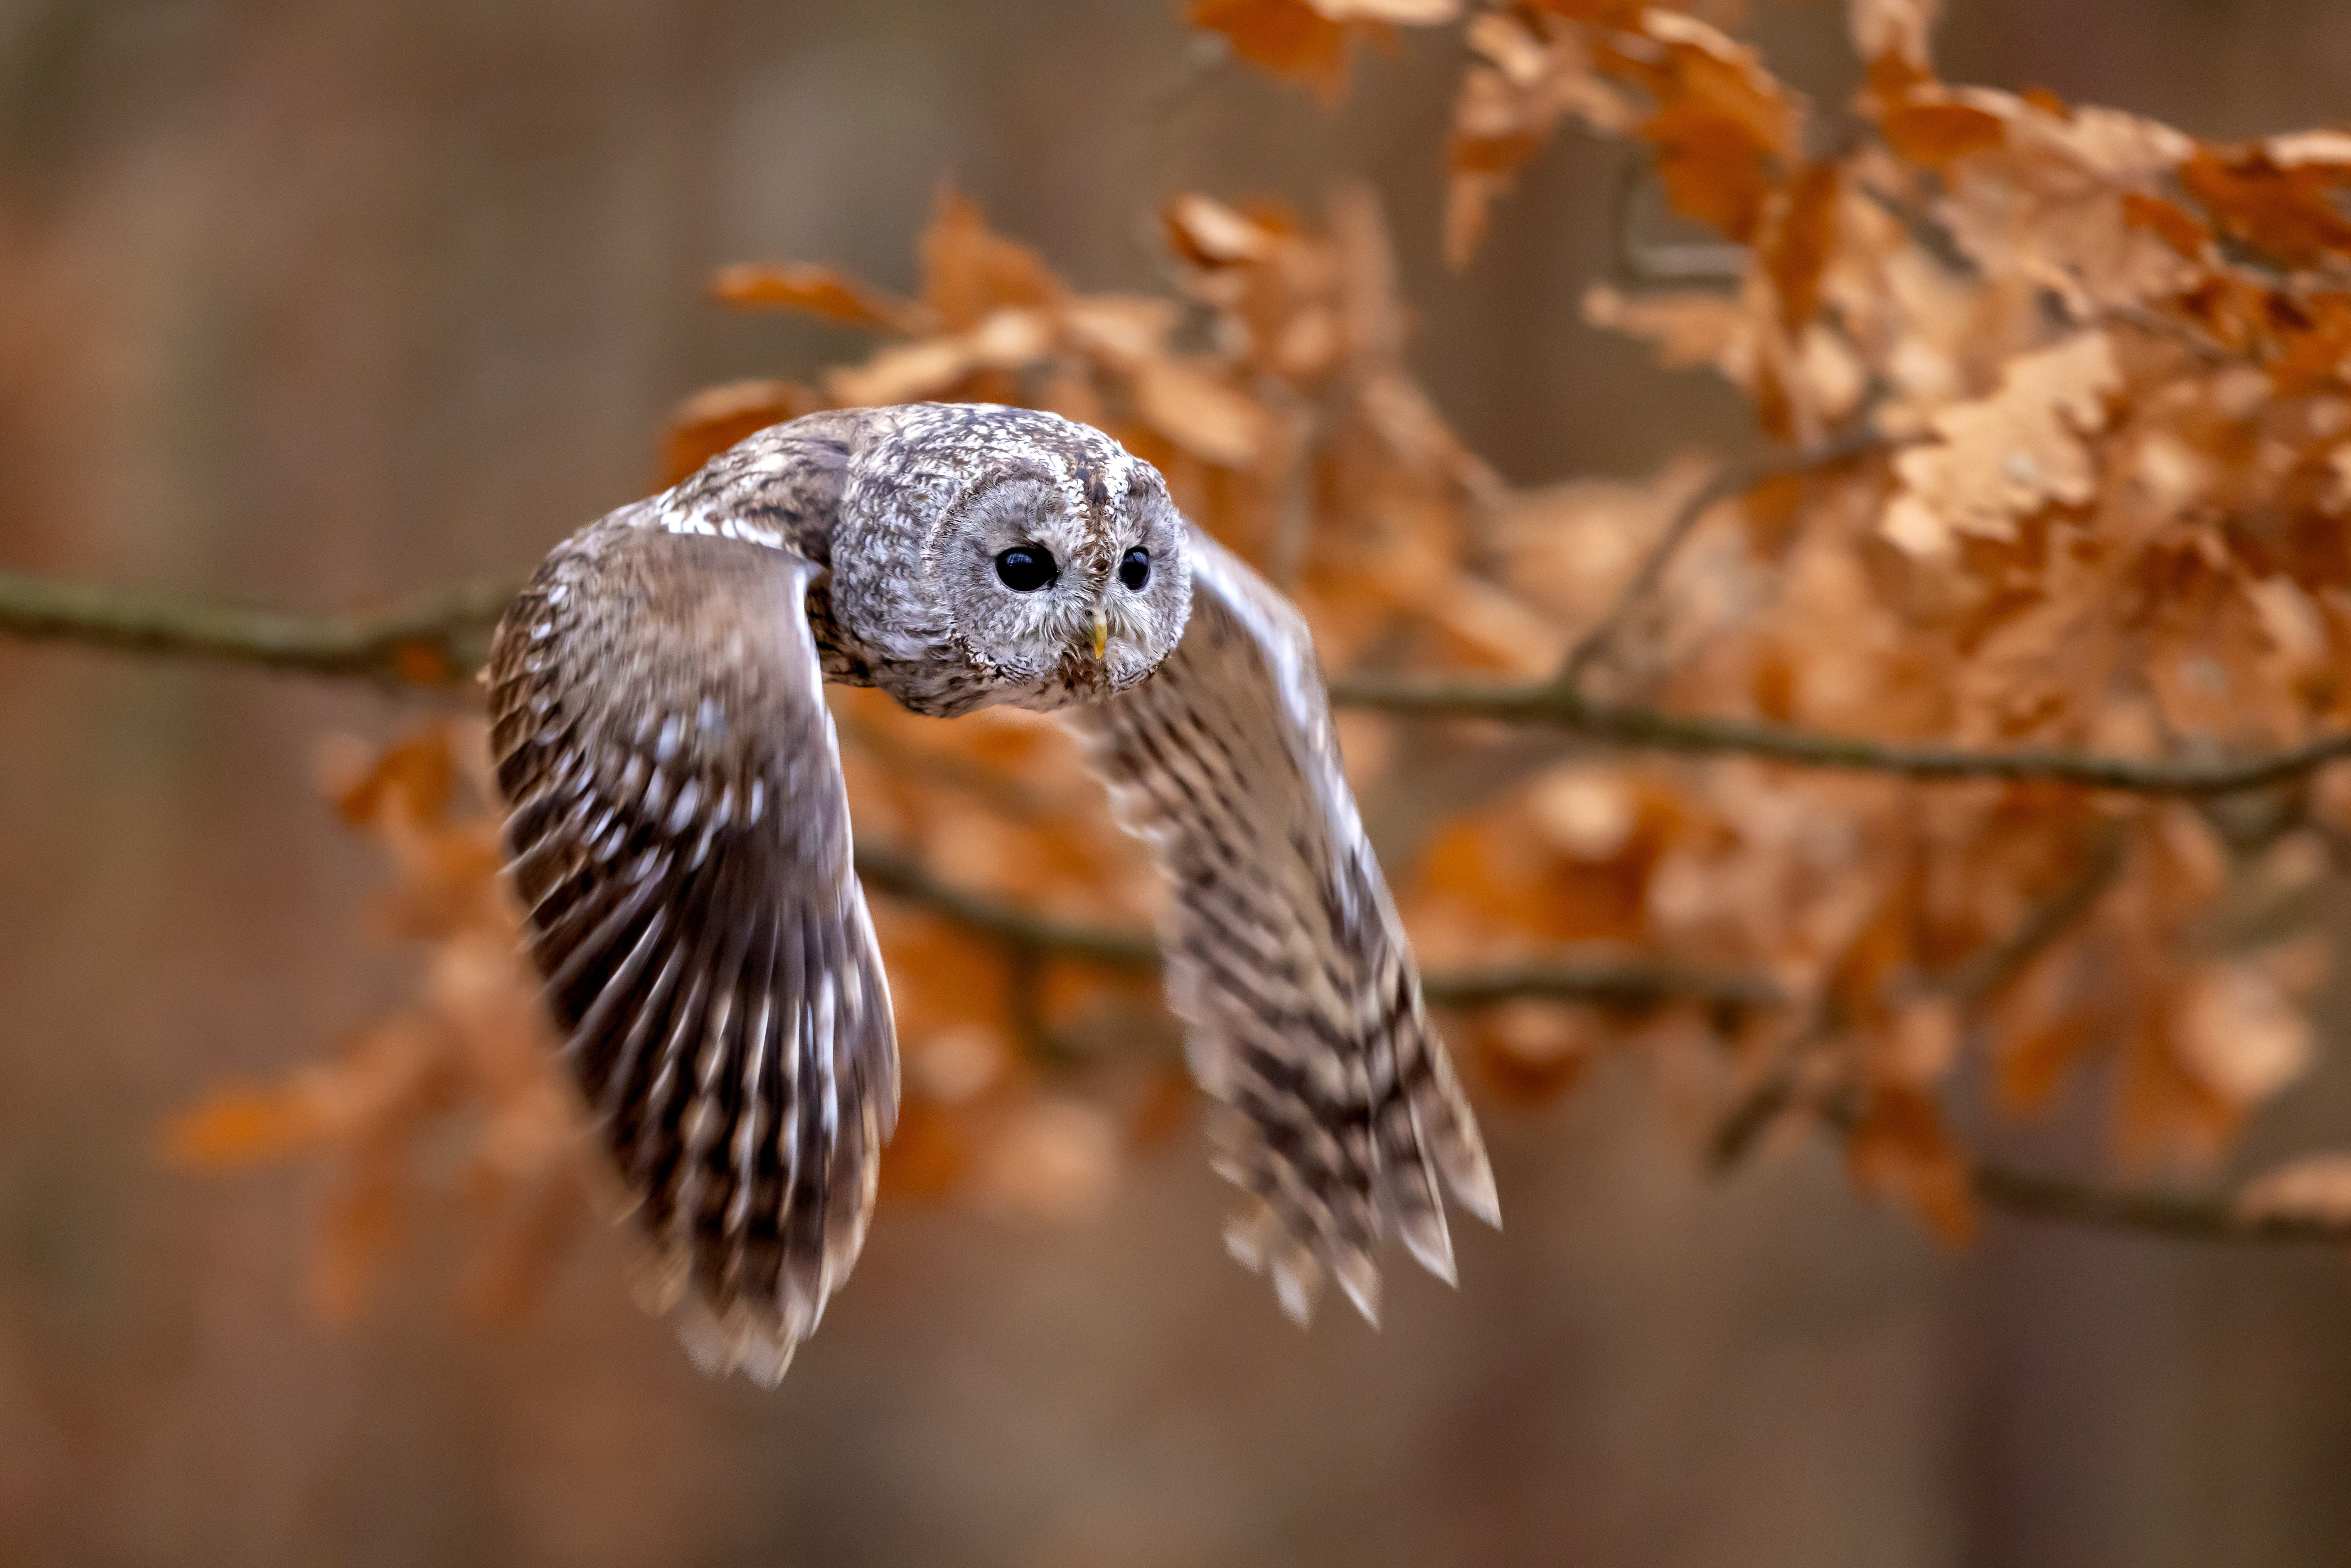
[1938,822,2130,1006]
[1558,427,1891,688]
[1713,820,2127,1171]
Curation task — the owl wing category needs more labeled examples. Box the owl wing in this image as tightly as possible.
[487,514,894,1386]
[1063,525,1499,1325]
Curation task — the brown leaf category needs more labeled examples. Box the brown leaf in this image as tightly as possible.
[1880,99,2006,166]
[2235,1153,2351,1226]
[1883,330,2120,556]
[1847,0,1940,74]
[920,188,1065,332]
[1132,356,1266,467]
[161,1082,333,1167]
[1608,13,1804,243]
[1187,0,1364,108]
[1444,12,1636,266]
[1165,193,1277,268]
[661,378,821,486]
[826,337,978,408]
[2183,144,2351,267]
[2170,959,2311,1107]
[708,262,931,334]
[1845,1084,1979,1242]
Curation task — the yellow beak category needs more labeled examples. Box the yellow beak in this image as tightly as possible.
[1090,611,1108,661]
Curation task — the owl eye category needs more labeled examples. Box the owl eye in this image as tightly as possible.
[994,546,1058,592]
[1118,548,1150,591]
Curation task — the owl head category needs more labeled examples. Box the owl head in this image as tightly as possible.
[834,405,1194,712]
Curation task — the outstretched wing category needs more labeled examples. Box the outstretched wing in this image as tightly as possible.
[487,516,894,1385]
[1063,526,1497,1325]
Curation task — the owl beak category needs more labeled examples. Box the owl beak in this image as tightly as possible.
[1090,610,1109,661]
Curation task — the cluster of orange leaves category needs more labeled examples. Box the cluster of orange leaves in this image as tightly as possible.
[173,0,2351,1320]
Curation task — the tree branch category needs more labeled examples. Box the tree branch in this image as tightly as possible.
[851,840,1777,1011]
[863,842,2351,1249]
[1330,675,2351,797]
[10,566,2351,797]
[1971,1163,2351,1245]
[0,567,517,684]
[1558,427,1891,688]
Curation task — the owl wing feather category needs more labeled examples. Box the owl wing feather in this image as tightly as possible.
[487,514,894,1385]
[1063,525,1498,1325]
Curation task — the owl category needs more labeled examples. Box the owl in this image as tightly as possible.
[487,404,1496,1383]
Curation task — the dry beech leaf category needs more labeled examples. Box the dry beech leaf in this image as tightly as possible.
[1882,330,2119,556]
[1845,1085,1978,1243]
[2235,1154,2351,1225]
[1133,356,1265,467]
[826,337,977,408]
[2183,145,2351,267]
[662,378,820,487]
[1847,0,1939,74]
[1187,0,1366,108]
[709,262,931,334]
[2171,960,2311,1107]
[1446,13,1635,266]
[921,187,1065,330]
[1165,194,1277,268]
[1610,11,1804,242]
[1310,0,1457,23]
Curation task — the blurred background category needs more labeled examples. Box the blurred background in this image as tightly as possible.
[6,1,2351,1563]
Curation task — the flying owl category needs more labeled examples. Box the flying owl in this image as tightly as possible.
[486,403,1497,1383]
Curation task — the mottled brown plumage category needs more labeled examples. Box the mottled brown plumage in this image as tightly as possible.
[488,403,1495,1382]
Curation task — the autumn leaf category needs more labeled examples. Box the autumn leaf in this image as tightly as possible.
[921,187,1065,331]
[662,378,821,486]
[709,261,933,334]
[2235,1153,2351,1226]
[1882,330,2120,556]
[1186,0,1438,108]
[2183,141,2351,267]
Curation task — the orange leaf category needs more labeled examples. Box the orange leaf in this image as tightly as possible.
[1880,99,2006,166]
[708,262,931,334]
[2119,190,2210,259]
[661,378,822,486]
[2182,147,2351,267]
[920,188,1065,332]
[160,1083,331,1168]
[1132,356,1266,467]
[1608,16,1802,243]
[1164,193,1277,268]
[1845,1085,1978,1243]
[331,728,456,828]
[1187,0,1364,108]
[1762,160,1841,330]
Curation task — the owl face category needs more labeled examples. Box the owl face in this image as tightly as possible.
[821,405,1195,714]
[927,448,1192,708]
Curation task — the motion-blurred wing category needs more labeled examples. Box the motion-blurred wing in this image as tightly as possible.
[1063,526,1497,1324]
[487,517,894,1384]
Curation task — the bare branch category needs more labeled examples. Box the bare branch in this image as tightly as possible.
[1558,428,1892,688]
[1330,676,2351,797]
[1972,1163,2351,1245]
[0,567,517,685]
[851,840,1775,1011]
[10,567,2351,797]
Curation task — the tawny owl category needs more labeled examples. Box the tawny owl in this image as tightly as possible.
[486,403,1496,1383]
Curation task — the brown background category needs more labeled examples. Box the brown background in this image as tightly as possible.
[6,2,2351,1563]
